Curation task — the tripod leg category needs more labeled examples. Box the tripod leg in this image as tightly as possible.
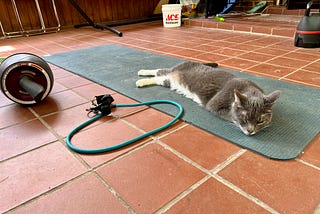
[68,0,122,36]
[94,23,122,37]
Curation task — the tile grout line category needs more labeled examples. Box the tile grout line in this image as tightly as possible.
[203,34,312,79]
[155,140,214,212]
[229,42,298,75]
[117,30,318,81]
[279,58,320,80]
[154,175,212,214]
[0,140,58,164]
[295,158,320,171]
[157,140,212,173]
[211,174,280,214]
[0,107,66,164]
[190,23,288,38]
[278,79,320,88]
[158,32,294,74]
[27,107,95,171]
[0,115,39,131]
[8,107,146,213]
[156,141,278,213]
[157,123,189,139]
[92,140,154,171]
[91,171,137,214]
[19,39,71,56]
[130,27,317,92]
[4,171,91,213]
[211,149,247,174]
[6,166,135,214]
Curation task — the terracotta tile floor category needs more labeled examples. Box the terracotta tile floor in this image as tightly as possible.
[1,19,320,213]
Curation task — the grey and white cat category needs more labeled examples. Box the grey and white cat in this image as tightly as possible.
[136,61,281,135]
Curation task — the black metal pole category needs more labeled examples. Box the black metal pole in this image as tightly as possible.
[68,0,123,37]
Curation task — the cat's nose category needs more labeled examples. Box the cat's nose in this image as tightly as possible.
[246,125,256,135]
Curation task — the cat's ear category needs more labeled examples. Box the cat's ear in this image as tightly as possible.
[264,90,281,107]
[234,89,247,107]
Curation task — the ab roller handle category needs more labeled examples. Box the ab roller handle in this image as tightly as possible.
[0,53,54,105]
[19,76,45,103]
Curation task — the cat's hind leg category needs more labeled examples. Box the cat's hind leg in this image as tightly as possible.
[136,76,170,88]
[136,68,172,88]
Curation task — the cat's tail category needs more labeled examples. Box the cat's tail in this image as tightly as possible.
[203,62,219,68]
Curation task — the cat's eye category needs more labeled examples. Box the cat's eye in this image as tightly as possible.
[257,117,265,124]
[257,120,264,125]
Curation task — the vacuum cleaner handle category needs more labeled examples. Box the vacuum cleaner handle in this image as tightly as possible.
[305,0,313,16]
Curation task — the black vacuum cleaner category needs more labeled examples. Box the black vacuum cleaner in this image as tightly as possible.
[294,0,320,48]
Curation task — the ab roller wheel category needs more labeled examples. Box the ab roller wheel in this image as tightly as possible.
[0,53,54,105]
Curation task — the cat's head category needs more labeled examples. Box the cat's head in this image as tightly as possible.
[231,89,281,135]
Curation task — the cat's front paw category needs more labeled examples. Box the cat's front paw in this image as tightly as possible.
[138,70,148,76]
[137,69,157,76]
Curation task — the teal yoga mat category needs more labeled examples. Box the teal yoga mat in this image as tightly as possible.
[44,44,320,160]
